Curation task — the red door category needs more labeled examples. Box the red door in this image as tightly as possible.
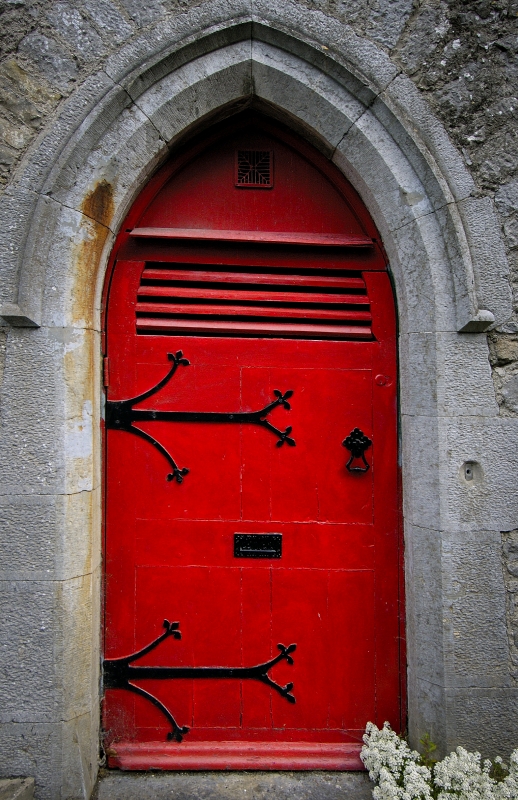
[102,116,402,770]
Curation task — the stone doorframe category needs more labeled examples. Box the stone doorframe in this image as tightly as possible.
[1,4,517,798]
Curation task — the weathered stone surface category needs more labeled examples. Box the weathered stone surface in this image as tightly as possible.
[400,332,497,418]
[488,331,518,365]
[0,580,61,723]
[0,187,40,309]
[81,0,134,45]
[442,529,510,687]
[103,1,252,86]
[17,32,78,93]
[46,103,166,227]
[253,0,399,94]
[365,0,414,50]
[456,195,512,324]
[401,415,441,529]
[118,0,167,28]
[404,523,445,688]
[0,777,34,800]
[445,417,518,531]
[395,1,450,76]
[94,771,373,800]
[46,3,105,61]
[0,495,57,581]
[0,721,61,800]
[446,687,518,759]
[0,327,66,495]
[251,41,363,148]
[502,530,518,682]
[135,42,252,144]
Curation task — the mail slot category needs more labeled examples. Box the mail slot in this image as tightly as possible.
[234,533,282,559]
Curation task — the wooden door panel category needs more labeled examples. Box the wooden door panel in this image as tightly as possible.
[135,519,375,570]
[103,121,401,769]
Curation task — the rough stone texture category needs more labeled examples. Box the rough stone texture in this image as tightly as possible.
[93,771,373,800]
[502,530,518,682]
[0,778,35,800]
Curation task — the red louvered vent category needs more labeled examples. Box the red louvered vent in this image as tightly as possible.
[236,150,273,187]
[136,264,373,340]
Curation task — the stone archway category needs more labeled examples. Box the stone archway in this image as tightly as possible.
[0,8,515,798]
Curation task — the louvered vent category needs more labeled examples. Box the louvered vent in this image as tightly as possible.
[236,150,272,187]
[136,264,373,340]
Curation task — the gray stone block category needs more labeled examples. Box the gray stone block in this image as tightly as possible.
[135,42,252,144]
[0,581,61,723]
[407,677,447,758]
[124,21,253,102]
[400,330,496,419]
[82,0,134,44]
[251,41,363,148]
[17,33,78,94]
[0,187,40,311]
[46,3,105,60]
[456,196,512,325]
[401,415,441,529]
[47,104,167,232]
[252,21,376,109]
[399,333,438,417]
[404,523,445,688]
[446,687,518,759]
[118,0,166,28]
[334,111,436,232]
[103,1,252,85]
[61,712,98,800]
[0,723,61,800]
[95,771,373,800]
[436,332,497,417]
[0,495,57,581]
[380,74,476,204]
[389,216,451,334]
[59,574,97,721]
[495,180,518,217]
[365,0,414,50]
[0,778,34,800]
[252,0,399,94]
[0,328,66,496]
[442,529,510,687]
[368,93,465,215]
[13,71,123,196]
[37,200,112,330]
[444,417,518,531]
[0,490,100,583]
[395,1,450,77]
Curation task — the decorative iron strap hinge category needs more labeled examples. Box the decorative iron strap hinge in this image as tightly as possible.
[103,619,297,742]
[105,351,296,483]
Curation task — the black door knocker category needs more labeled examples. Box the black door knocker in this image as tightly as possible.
[342,428,372,473]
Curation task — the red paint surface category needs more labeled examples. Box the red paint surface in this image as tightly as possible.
[103,116,401,770]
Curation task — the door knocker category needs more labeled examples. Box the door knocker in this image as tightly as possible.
[342,428,372,473]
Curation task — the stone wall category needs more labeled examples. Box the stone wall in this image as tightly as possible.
[1,0,517,394]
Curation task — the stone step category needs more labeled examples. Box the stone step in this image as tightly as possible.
[94,771,372,800]
[0,779,35,800]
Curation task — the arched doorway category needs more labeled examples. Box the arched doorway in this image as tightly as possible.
[102,113,402,770]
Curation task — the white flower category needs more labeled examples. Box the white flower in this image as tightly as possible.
[495,750,518,800]
[434,747,497,800]
[361,723,433,799]
[362,722,518,800]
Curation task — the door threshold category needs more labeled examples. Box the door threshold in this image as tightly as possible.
[106,741,364,771]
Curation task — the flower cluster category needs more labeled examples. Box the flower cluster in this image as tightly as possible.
[361,723,518,800]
